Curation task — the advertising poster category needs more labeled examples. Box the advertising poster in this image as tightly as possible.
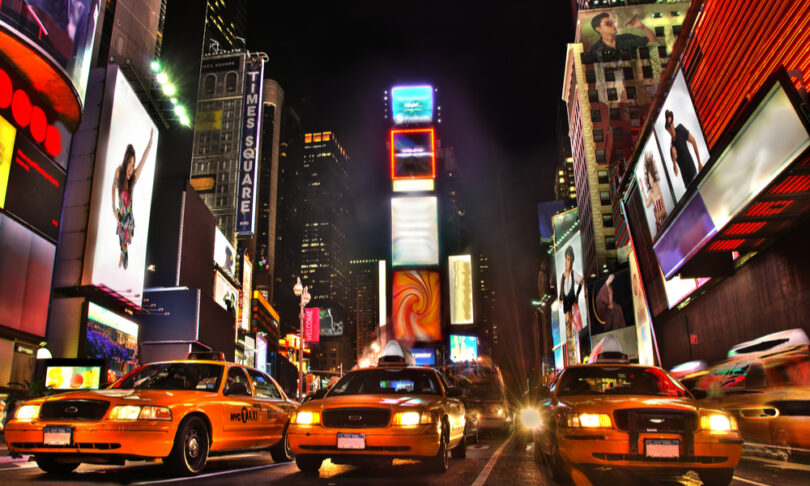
[240,254,252,331]
[391,85,434,125]
[304,307,320,343]
[392,270,441,342]
[578,5,678,61]
[411,348,436,366]
[0,115,15,207]
[448,255,473,324]
[83,66,158,306]
[85,302,138,381]
[625,245,656,366]
[236,57,264,235]
[213,270,238,316]
[391,128,435,180]
[392,197,439,266]
[588,269,638,359]
[554,230,588,364]
[256,334,267,373]
[635,135,675,240]
[214,227,235,277]
[46,365,101,390]
[450,335,478,363]
[319,308,344,337]
[652,70,711,202]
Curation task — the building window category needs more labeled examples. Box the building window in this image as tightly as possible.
[619,48,634,61]
[626,86,637,99]
[642,65,654,79]
[612,126,623,140]
[658,45,668,58]
[600,191,611,206]
[595,149,606,164]
[591,108,602,122]
[598,170,609,185]
[586,69,596,84]
[604,69,615,82]
[654,26,665,37]
[204,74,215,95]
[226,72,238,92]
[629,106,640,120]
[588,89,599,103]
[605,236,616,250]
[673,24,682,35]
[602,214,614,227]
[610,107,620,121]
[639,47,650,60]
[593,129,604,142]
[623,66,634,80]
[607,88,618,101]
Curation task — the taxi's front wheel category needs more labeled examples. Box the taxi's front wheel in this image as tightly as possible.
[270,426,293,463]
[165,416,209,475]
[426,425,449,473]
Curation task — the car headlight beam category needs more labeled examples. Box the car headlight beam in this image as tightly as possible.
[566,412,612,428]
[519,408,542,429]
[392,411,421,426]
[700,413,737,431]
[15,404,40,421]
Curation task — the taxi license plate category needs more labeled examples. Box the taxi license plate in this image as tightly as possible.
[337,433,365,450]
[43,427,73,446]
[645,439,679,458]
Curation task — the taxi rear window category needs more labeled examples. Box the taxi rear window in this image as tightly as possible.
[328,369,442,396]
[114,363,224,391]
[557,366,688,398]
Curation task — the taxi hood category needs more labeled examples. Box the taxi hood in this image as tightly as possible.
[556,395,702,413]
[39,388,212,403]
[316,394,443,409]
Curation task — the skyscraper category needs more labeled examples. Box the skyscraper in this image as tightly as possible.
[476,253,498,354]
[203,0,248,53]
[349,259,383,362]
[553,157,577,201]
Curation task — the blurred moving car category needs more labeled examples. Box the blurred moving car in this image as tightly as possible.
[5,352,299,475]
[288,341,467,473]
[458,371,512,435]
[533,338,743,486]
[514,385,549,450]
[679,329,810,457]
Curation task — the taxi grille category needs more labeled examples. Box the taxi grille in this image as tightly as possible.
[39,400,110,421]
[322,408,391,428]
[613,409,697,433]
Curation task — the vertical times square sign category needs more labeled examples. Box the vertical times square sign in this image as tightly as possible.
[236,57,264,235]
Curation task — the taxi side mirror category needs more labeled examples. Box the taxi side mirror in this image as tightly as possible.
[447,387,463,398]
[225,382,250,396]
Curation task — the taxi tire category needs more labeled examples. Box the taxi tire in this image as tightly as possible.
[427,425,450,473]
[451,434,467,459]
[165,415,210,475]
[547,440,569,482]
[295,454,323,473]
[270,426,293,463]
[35,455,79,475]
[697,468,734,486]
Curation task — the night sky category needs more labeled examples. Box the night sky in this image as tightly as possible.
[247,1,575,383]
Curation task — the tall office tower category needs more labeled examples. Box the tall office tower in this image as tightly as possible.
[562,2,688,277]
[553,157,577,201]
[273,107,305,336]
[95,0,166,83]
[203,0,248,53]
[251,80,284,302]
[349,260,383,362]
[300,131,353,368]
[438,147,469,255]
[476,253,498,354]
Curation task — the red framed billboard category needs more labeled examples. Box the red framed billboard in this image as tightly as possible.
[390,128,436,181]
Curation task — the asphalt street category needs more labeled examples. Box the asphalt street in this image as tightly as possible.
[1,434,808,486]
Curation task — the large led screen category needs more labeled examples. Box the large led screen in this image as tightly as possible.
[392,270,441,342]
[391,129,435,180]
[214,227,235,277]
[46,364,102,390]
[392,197,439,267]
[450,335,478,363]
[391,85,434,125]
[83,65,158,306]
[554,230,588,364]
[85,302,138,381]
[652,70,711,202]
[635,135,675,240]
[448,255,473,324]
[214,270,238,316]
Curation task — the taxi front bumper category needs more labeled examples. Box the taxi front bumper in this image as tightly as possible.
[4,420,176,459]
[289,424,442,457]
[556,428,743,471]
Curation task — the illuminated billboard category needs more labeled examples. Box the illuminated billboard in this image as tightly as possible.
[411,348,436,366]
[319,308,344,337]
[578,4,686,61]
[448,255,474,324]
[392,270,441,342]
[236,57,264,236]
[622,201,656,366]
[46,364,102,390]
[391,128,436,180]
[391,85,434,125]
[587,269,638,360]
[214,227,235,277]
[239,254,252,331]
[85,302,138,381]
[391,196,439,267]
[213,270,238,316]
[83,65,158,306]
[393,179,434,193]
[450,335,478,363]
[554,230,588,364]
[634,135,675,240]
[652,71,711,202]
[304,307,320,343]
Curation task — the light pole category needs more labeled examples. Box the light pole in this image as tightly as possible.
[293,277,310,399]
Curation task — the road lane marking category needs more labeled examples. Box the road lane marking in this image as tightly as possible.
[130,462,291,485]
[470,434,512,486]
[733,476,775,486]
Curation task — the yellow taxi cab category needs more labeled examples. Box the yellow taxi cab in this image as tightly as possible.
[4,352,298,476]
[288,341,467,473]
[533,337,743,486]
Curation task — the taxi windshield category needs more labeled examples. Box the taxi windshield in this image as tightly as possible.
[327,368,442,396]
[114,363,224,391]
[557,366,689,398]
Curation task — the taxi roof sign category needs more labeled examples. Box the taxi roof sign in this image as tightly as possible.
[377,341,415,367]
[187,351,226,361]
[588,334,629,364]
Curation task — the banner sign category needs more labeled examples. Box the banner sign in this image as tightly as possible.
[236,57,264,235]
[304,307,321,343]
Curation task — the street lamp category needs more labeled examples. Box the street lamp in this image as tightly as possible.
[293,277,310,399]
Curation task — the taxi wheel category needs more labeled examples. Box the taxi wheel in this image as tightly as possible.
[697,468,734,486]
[166,416,209,475]
[451,434,467,459]
[295,454,323,473]
[547,440,569,482]
[35,455,79,475]
[427,425,450,473]
[270,426,293,463]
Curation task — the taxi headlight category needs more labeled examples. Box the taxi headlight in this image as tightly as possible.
[109,405,142,420]
[294,411,320,425]
[15,404,40,421]
[700,414,737,431]
[566,413,612,428]
[519,408,542,429]
[392,411,435,426]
